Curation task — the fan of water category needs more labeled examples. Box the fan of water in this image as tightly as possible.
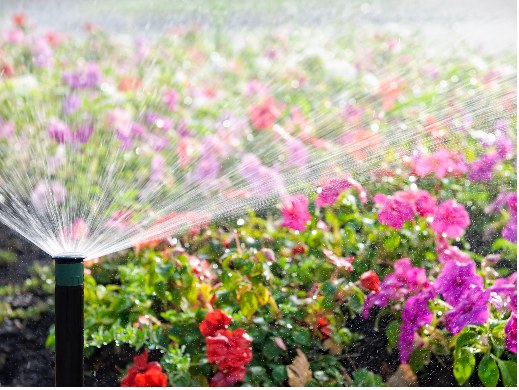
[0,4,515,260]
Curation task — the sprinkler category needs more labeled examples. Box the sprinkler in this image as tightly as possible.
[53,252,85,387]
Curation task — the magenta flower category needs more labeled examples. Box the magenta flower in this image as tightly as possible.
[495,132,514,160]
[444,287,490,334]
[163,89,178,112]
[414,190,436,217]
[433,260,483,306]
[47,118,72,144]
[505,293,517,352]
[363,258,432,318]
[374,193,414,229]
[437,245,472,264]
[502,193,517,243]
[485,189,510,214]
[491,272,517,302]
[62,61,101,89]
[398,290,435,363]
[415,149,467,179]
[468,153,500,182]
[286,138,308,171]
[281,195,311,231]
[73,125,94,144]
[431,199,470,238]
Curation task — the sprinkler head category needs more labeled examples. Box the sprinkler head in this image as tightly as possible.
[53,252,86,262]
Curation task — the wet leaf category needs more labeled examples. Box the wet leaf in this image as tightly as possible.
[387,364,419,387]
[453,348,475,385]
[497,359,517,387]
[478,354,499,387]
[240,291,258,319]
[287,349,313,387]
[256,284,269,305]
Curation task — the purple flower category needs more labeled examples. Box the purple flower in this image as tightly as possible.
[73,125,93,144]
[286,137,308,171]
[47,118,72,144]
[502,193,517,243]
[491,272,517,302]
[495,134,514,160]
[191,155,221,183]
[142,132,169,152]
[505,314,517,353]
[176,119,191,137]
[363,258,432,318]
[63,61,101,89]
[238,153,287,200]
[485,189,511,214]
[63,94,81,116]
[374,193,414,229]
[431,199,470,238]
[468,153,500,182]
[433,260,483,306]
[398,290,435,363]
[444,287,490,334]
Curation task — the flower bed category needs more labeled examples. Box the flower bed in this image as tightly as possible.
[0,12,517,387]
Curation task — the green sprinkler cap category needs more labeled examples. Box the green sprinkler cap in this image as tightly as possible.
[53,253,85,286]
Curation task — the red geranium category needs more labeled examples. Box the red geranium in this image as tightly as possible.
[317,317,332,340]
[206,329,253,371]
[210,366,247,387]
[360,270,381,293]
[248,96,281,130]
[121,350,167,387]
[200,309,232,337]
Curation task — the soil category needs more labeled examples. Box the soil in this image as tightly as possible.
[0,227,139,387]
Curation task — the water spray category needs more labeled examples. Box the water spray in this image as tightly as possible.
[53,252,85,387]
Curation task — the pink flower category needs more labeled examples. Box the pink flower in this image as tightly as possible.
[374,193,414,229]
[248,96,281,130]
[414,191,436,217]
[414,149,467,178]
[61,218,90,241]
[502,193,517,243]
[0,118,15,139]
[281,195,311,231]
[47,118,72,144]
[431,200,470,238]
[437,245,472,264]
[163,89,178,111]
[316,173,366,207]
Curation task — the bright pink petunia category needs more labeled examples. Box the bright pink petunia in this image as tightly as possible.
[431,199,470,238]
[248,96,281,130]
[433,260,483,306]
[281,195,311,231]
[444,287,490,334]
[374,193,414,229]
[316,173,366,207]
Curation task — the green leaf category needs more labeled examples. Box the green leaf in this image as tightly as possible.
[272,364,288,383]
[314,371,329,382]
[478,354,499,387]
[240,291,258,319]
[384,232,401,251]
[292,328,311,345]
[386,321,400,348]
[497,360,517,387]
[456,331,479,349]
[322,280,338,296]
[409,348,430,373]
[262,339,282,360]
[453,349,476,385]
[250,366,266,378]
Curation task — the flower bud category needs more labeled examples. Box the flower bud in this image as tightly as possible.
[360,270,381,293]
[484,254,501,264]
[292,243,307,256]
[261,248,275,262]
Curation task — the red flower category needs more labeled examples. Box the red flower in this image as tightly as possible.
[292,243,308,256]
[12,12,28,27]
[248,96,281,130]
[206,329,253,371]
[121,350,167,387]
[200,309,232,337]
[360,271,381,293]
[317,318,332,340]
[210,367,247,387]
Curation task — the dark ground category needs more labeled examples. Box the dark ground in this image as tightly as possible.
[0,227,138,387]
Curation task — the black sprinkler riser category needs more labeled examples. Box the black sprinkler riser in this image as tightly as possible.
[53,253,85,387]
